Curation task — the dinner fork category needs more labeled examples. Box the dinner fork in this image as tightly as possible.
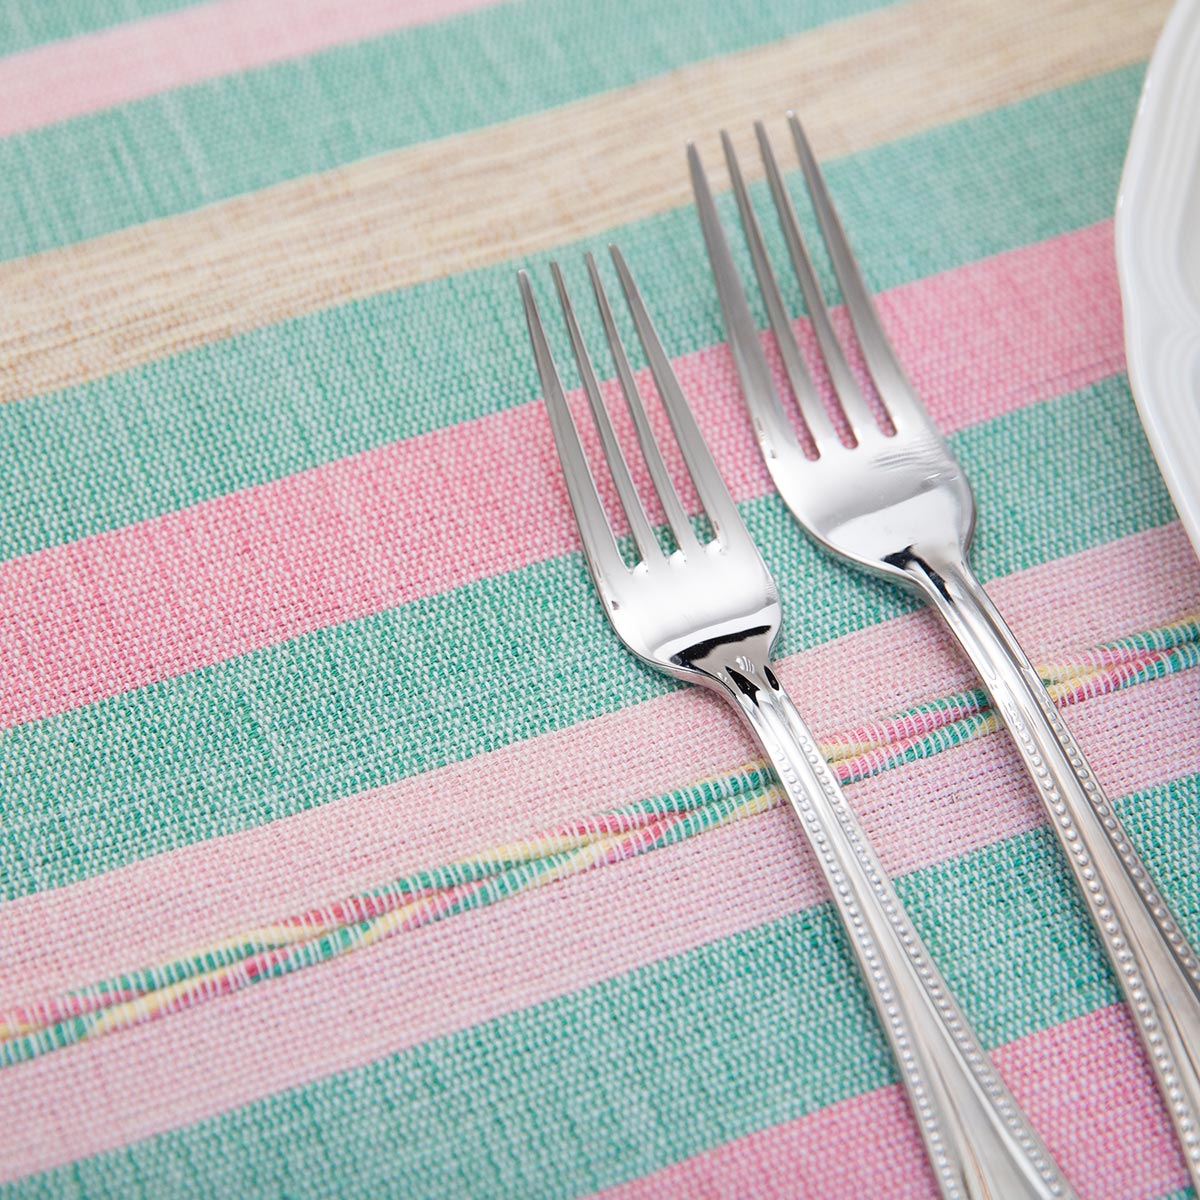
[518,248,1076,1199]
[690,115,1200,1190]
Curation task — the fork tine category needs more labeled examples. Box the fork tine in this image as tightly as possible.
[550,262,661,564]
[717,132,839,450]
[687,142,798,461]
[755,121,879,441]
[584,252,698,556]
[518,270,626,580]
[609,245,745,547]
[787,115,927,434]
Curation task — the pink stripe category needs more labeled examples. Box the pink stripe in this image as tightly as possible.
[594,1006,1186,1200]
[0,221,1124,728]
[3,520,1196,1000]
[5,640,1193,1053]
[0,0,504,137]
[1,706,1191,1185]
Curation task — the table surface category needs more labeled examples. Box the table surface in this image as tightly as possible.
[1,1,1197,1197]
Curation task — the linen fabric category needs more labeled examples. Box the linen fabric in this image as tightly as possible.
[0,1,1197,1197]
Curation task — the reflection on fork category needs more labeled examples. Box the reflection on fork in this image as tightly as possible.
[518,247,1075,1200]
[690,114,1200,1191]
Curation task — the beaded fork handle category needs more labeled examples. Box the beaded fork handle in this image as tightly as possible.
[907,547,1200,1187]
[708,655,1074,1200]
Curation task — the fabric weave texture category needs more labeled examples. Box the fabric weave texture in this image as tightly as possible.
[0,1,1197,1198]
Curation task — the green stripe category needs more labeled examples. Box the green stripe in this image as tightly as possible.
[0,376,1176,899]
[6,774,1198,1199]
[0,0,200,58]
[0,0,896,262]
[0,64,1143,563]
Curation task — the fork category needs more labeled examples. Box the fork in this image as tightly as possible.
[518,248,1076,1199]
[690,115,1200,1190]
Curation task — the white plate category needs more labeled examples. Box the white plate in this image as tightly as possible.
[1115,0,1200,559]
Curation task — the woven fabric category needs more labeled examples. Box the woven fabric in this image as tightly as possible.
[0,1,1197,1197]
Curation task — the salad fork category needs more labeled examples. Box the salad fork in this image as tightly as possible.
[518,248,1075,1199]
[690,115,1200,1189]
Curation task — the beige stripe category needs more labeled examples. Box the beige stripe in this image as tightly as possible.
[0,0,1165,403]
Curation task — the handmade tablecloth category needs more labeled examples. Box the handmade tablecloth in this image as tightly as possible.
[1,0,1198,1196]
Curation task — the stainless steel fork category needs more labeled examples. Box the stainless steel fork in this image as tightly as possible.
[518,248,1075,1200]
[690,115,1200,1190]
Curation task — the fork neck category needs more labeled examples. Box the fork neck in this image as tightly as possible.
[671,631,800,744]
[882,542,981,618]
[882,542,1040,704]
[669,628,779,698]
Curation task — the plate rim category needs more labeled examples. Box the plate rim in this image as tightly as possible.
[1115,0,1200,560]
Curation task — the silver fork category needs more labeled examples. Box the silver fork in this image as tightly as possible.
[518,248,1075,1200]
[690,115,1200,1190]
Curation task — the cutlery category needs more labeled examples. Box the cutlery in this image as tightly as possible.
[518,248,1075,1200]
[690,114,1200,1189]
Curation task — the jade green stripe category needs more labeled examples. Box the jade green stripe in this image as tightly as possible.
[0,0,896,263]
[0,376,1176,900]
[0,0,200,58]
[6,774,1198,1199]
[0,65,1142,563]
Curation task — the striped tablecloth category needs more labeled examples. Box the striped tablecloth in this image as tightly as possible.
[2,1,1198,1196]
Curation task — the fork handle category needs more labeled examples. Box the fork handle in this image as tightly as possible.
[713,657,1075,1200]
[904,548,1200,1189]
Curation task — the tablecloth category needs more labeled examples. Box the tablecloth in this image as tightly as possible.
[1,0,1198,1196]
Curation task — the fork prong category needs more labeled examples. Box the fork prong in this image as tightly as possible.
[687,142,798,460]
[609,245,746,548]
[718,131,839,450]
[755,121,879,441]
[551,262,661,564]
[584,252,697,556]
[519,270,627,580]
[787,114,928,434]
